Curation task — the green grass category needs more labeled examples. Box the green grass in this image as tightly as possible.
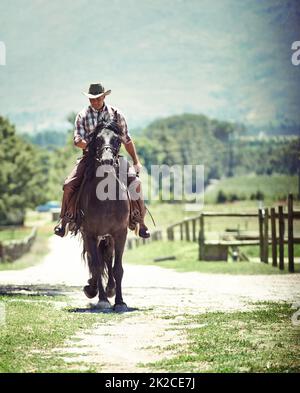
[243,244,300,259]
[0,220,55,271]
[0,294,102,372]
[25,210,53,226]
[145,202,199,229]
[0,232,50,271]
[125,240,300,274]
[0,227,33,242]
[142,302,300,372]
[205,174,298,203]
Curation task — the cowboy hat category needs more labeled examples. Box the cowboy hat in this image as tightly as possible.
[82,83,111,99]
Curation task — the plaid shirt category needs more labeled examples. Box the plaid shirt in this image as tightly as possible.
[74,104,132,145]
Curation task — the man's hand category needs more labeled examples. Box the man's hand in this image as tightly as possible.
[133,161,143,175]
[75,139,88,149]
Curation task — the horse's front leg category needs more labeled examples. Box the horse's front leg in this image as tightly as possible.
[113,229,128,312]
[82,233,99,299]
[83,234,110,309]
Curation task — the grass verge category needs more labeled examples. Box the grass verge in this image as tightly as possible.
[0,231,51,271]
[0,293,102,372]
[125,240,300,274]
[142,302,300,372]
[0,216,55,271]
[204,174,298,203]
[0,227,33,242]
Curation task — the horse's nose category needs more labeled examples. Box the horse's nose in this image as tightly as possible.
[101,158,114,167]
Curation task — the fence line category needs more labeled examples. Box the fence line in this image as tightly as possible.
[259,193,299,273]
[165,193,298,268]
[126,229,163,249]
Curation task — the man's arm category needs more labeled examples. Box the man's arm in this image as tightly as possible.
[116,110,142,167]
[124,140,143,174]
[124,140,141,166]
[74,112,88,149]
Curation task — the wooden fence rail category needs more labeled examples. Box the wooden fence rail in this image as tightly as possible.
[167,212,261,261]
[165,193,298,269]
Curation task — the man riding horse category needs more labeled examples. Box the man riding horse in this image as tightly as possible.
[54,82,150,239]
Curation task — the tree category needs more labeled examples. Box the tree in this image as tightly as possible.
[0,116,50,225]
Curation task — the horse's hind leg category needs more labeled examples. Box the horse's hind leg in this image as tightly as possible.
[105,254,116,298]
[98,237,115,302]
[113,229,128,311]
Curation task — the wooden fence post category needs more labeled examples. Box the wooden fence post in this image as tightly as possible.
[167,227,174,241]
[185,220,190,241]
[198,214,204,260]
[258,208,264,262]
[263,208,269,263]
[270,207,277,267]
[278,206,284,270]
[192,219,196,242]
[180,223,183,240]
[288,194,294,273]
[127,239,133,250]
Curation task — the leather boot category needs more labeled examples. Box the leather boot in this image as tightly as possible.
[54,214,73,237]
[136,197,150,238]
[139,223,150,238]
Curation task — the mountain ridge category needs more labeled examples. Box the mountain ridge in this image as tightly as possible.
[0,0,299,133]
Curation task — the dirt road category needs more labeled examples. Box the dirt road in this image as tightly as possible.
[0,235,299,372]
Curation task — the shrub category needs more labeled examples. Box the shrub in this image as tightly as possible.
[216,190,227,203]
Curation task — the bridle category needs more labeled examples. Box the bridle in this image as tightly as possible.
[95,142,121,167]
[95,140,128,192]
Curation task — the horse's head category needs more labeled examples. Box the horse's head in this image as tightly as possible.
[92,120,122,169]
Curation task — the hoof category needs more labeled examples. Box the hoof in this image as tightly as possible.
[83,285,98,299]
[94,300,111,310]
[113,302,128,312]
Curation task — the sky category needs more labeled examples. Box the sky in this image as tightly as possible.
[0,0,299,133]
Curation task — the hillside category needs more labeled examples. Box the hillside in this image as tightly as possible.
[0,0,299,133]
[135,113,299,184]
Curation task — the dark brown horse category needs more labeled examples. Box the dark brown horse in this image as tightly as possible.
[78,120,130,312]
